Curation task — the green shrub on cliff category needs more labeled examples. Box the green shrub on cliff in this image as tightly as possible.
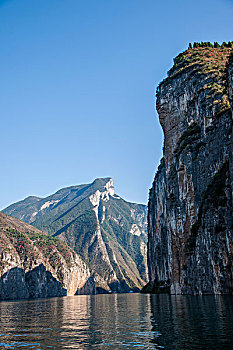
[192,41,233,49]
[4,226,74,270]
[159,43,232,117]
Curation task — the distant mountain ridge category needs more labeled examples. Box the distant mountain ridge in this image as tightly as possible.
[3,178,148,292]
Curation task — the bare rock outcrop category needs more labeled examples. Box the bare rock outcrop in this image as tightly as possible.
[0,212,95,300]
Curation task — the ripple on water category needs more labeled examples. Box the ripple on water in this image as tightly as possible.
[0,294,233,349]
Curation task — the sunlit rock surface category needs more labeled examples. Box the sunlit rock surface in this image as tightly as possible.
[3,178,148,293]
[146,46,233,295]
[0,212,95,300]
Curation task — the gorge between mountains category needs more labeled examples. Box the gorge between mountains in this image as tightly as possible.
[1,43,233,300]
[1,178,147,298]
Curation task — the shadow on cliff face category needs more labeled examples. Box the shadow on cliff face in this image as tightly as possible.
[75,275,96,295]
[0,264,67,301]
[109,279,140,293]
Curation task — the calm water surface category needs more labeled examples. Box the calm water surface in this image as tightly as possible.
[0,293,233,349]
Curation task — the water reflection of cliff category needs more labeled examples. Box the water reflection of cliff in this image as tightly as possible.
[149,294,233,350]
[0,294,153,349]
[59,294,153,349]
[1,294,232,349]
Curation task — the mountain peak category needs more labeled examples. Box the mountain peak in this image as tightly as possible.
[89,178,115,206]
[103,178,114,196]
[91,177,115,197]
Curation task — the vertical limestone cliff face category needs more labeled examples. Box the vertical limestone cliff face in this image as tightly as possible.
[147,46,233,295]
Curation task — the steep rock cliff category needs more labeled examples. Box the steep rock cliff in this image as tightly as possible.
[147,45,233,295]
[0,212,95,300]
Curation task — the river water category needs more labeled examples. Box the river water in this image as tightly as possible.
[0,293,233,349]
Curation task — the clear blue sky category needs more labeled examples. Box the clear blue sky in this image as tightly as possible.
[1,0,233,209]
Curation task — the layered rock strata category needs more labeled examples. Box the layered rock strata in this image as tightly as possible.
[146,46,233,295]
[0,212,95,300]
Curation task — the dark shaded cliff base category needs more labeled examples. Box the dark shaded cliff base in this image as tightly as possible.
[0,212,96,300]
[0,265,66,300]
[141,280,170,294]
[147,43,233,295]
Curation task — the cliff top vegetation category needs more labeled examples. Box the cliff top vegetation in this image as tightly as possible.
[0,212,76,278]
[157,42,233,116]
[169,42,233,78]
